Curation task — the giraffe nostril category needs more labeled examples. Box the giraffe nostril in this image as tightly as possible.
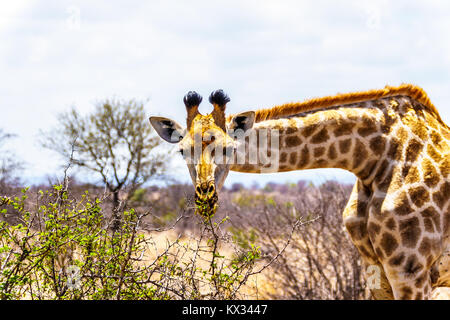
[196,182,215,198]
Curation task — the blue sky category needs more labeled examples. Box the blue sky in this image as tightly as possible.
[0,0,449,187]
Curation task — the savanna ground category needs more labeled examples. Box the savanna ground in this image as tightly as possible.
[0,177,373,300]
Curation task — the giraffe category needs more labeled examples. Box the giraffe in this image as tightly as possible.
[149,84,450,300]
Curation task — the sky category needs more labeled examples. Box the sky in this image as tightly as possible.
[0,0,449,188]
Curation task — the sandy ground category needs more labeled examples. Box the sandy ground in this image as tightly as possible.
[139,229,275,299]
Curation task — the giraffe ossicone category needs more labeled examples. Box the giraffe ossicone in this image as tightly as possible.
[149,84,450,300]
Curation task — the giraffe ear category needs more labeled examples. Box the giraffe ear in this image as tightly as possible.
[228,111,255,133]
[149,117,185,143]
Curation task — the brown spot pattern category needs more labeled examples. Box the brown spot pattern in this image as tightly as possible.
[432,182,450,209]
[339,139,352,154]
[404,254,423,275]
[387,138,402,161]
[427,144,442,163]
[314,147,325,157]
[328,144,337,160]
[394,192,414,216]
[289,152,297,166]
[303,124,320,138]
[399,217,421,248]
[338,159,349,169]
[405,139,423,163]
[297,146,310,168]
[334,122,354,137]
[346,221,365,241]
[284,127,297,135]
[420,206,440,233]
[374,159,390,190]
[389,253,405,266]
[357,160,378,181]
[430,131,442,145]
[418,237,432,256]
[404,166,420,184]
[380,233,398,257]
[353,140,368,169]
[439,157,449,177]
[386,218,396,230]
[409,186,430,208]
[357,119,378,137]
[397,127,409,142]
[311,128,330,144]
[369,136,386,156]
[415,272,427,289]
[368,222,381,239]
[285,135,302,147]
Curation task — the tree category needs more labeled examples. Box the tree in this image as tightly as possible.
[230,183,244,193]
[40,98,172,229]
[0,129,24,191]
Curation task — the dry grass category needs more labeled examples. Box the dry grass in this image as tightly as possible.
[138,229,269,299]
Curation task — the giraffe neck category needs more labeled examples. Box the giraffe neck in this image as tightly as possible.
[229,93,450,300]
[230,97,399,184]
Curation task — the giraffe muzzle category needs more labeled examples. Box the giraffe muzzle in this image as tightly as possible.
[194,181,218,217]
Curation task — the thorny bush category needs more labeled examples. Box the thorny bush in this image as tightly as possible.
[0,182,309,300]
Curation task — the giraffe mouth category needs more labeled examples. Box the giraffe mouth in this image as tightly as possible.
[194,193,218,217]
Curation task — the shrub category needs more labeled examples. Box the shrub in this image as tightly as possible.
[0,184,277,300]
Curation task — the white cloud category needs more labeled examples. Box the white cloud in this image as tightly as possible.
[0,1,34,33]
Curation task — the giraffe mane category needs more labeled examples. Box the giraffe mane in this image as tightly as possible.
[227,84,447,127]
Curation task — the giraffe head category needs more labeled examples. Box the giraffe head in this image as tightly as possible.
[149,90,255,216]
